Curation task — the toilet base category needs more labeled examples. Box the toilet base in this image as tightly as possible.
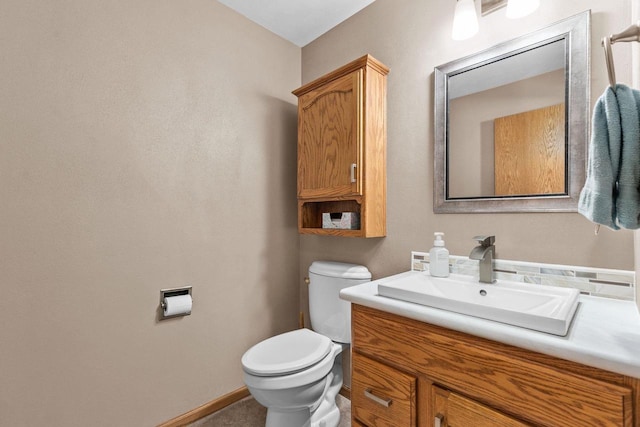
[266,407,312,427]
[309,356,343,427]
[263,352,344,427]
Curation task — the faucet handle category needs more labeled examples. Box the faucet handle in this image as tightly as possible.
[473,235,495,246]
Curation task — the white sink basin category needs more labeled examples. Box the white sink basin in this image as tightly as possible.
[377,272,579,336]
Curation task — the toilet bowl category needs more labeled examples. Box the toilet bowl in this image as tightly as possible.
[243,329,346,427]
[241,261,371,427]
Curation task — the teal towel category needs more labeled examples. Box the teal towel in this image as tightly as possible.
[579,86,622,229]
[579,84,640,230]
[617,87,640,229]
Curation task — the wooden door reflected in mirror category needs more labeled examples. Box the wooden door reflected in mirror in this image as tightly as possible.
[494,103,565,196]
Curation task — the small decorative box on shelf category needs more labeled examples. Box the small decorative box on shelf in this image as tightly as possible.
[322,212,360,230]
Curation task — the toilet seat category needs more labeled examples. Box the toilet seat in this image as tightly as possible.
[241,329,332,377]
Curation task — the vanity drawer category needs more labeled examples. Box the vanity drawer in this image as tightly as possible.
[352,352,416,427]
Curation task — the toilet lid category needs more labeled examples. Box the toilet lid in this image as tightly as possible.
[241,329,332,376]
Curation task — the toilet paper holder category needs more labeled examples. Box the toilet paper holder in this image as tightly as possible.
[160,286,193,320]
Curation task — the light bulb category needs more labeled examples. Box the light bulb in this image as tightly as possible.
[506,0,540,19]
[452,0,479,40]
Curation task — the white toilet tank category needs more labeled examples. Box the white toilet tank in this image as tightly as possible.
[308,261,371,344]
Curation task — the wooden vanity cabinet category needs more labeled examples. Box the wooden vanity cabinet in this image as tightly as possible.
[351,304,640,427]
[292,55,388,237]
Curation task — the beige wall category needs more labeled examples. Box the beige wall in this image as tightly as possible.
[300,0,635,315]
[0,1,300,426]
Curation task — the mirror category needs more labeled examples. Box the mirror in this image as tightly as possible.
[434,11,590,213]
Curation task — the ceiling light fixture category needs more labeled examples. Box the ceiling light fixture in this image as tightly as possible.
[452,0,479,40]
[505,0,540,19]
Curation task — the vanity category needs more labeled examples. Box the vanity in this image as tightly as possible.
[332,10,638,425]
[341,272,640,427]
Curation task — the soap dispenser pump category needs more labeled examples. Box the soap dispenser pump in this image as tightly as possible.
[429,232,450,277]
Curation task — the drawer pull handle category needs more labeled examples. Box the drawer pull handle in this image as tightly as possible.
[364,388,392,407]
[435,413,444,427]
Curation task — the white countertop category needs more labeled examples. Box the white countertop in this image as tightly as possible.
[340,271,640,379]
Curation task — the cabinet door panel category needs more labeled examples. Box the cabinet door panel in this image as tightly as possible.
[298,70,362,199]
[433,385,531,427]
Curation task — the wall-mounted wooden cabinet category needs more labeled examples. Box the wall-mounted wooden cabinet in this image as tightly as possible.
[293,55,388,237]
[351,304,640,427]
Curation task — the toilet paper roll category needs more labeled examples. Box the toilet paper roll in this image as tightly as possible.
[163,294,192,317]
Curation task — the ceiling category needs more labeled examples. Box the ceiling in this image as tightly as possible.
[217,0,376,47]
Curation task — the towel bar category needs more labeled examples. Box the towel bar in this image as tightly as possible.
[602,22,640,87]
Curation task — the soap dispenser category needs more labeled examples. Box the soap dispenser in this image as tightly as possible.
[429,232,450,277]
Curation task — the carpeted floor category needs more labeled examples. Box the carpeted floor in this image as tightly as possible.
[189,394,351,427]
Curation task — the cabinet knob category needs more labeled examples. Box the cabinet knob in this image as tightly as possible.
[304,277,310,285]
[364,388,392,408]
[434,413,444,427]
[350,163,357,183]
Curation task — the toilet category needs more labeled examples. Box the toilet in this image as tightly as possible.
[241,261,371,427]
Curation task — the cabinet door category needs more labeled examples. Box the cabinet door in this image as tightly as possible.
[297,70,362,199]
[432,385,531,427]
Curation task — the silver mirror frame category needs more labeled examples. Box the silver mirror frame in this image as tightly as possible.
[434,11,590,213]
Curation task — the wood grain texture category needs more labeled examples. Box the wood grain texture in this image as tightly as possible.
[353,419,368,427]
[361,64,387,237]
[494,103,565,196]
[298,199,364,236]
[623,377,640,427]
[433,385,532,427]
[352,352,416,427]
[298,70,361,199]
[293,55,388,237]
[352,305,637,427]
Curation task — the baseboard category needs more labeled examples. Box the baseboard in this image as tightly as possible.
[339,385,351,400]
[157,387,250,427]
[158,384,351,426]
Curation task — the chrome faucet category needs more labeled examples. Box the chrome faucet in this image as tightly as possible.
[469,235,495,284]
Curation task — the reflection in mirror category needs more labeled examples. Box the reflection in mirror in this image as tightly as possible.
[434,11,590,213]
[448,40,566,198]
